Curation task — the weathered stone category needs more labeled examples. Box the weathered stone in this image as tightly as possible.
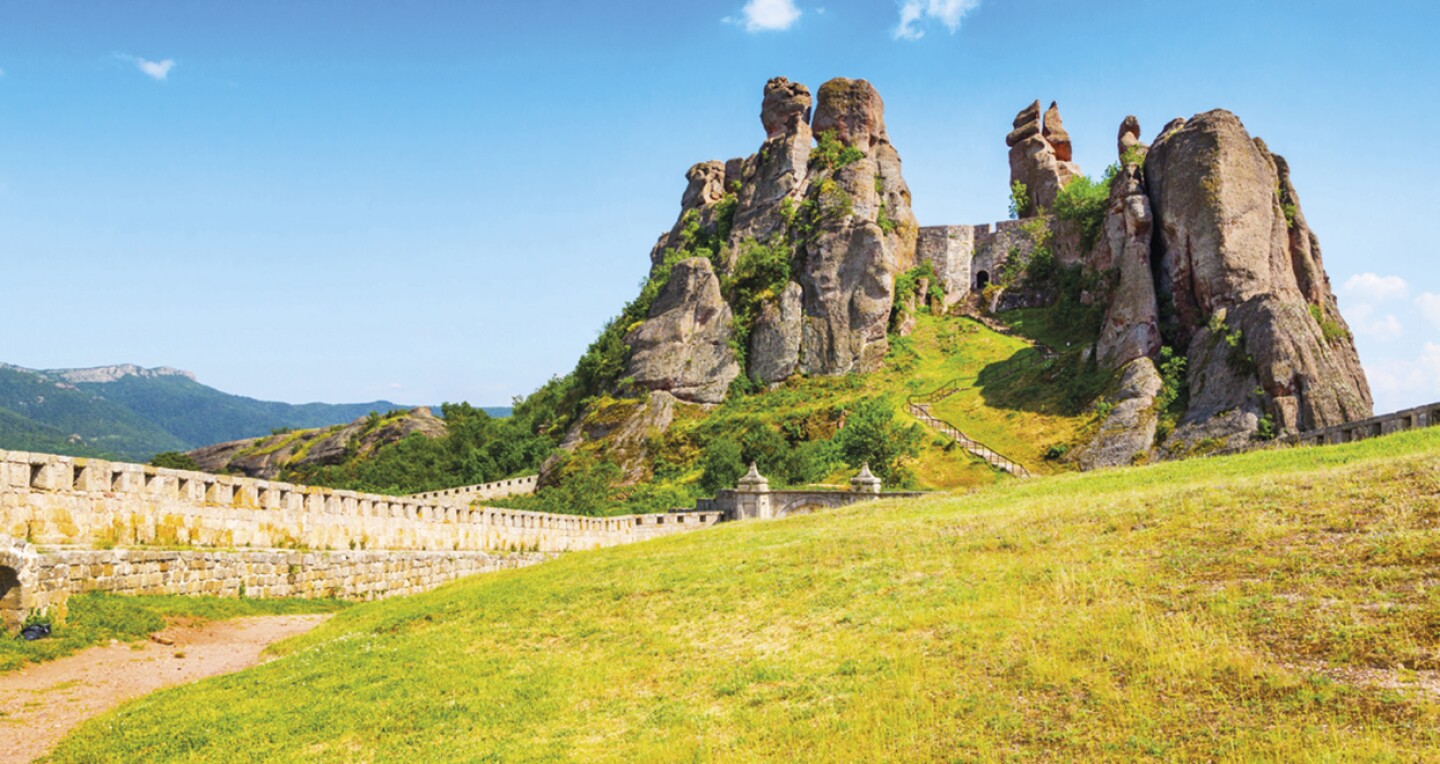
[1118,115,1142,155]
[761,76,812,139]
[1092,161,1161,368]
[1077,358,1163,470]
[1146,109,1372,440]
[812,77,888,147]
[749,281,804,384]
[189,407,446,479]
[1043,101,1073,162]
[1007,100,1081,214]
[624,257,740,404]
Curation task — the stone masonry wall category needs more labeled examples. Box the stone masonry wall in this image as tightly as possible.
[0,449,720,555]
[409,474,539,505]
[916,219,1042,306]
[1,540,548,627]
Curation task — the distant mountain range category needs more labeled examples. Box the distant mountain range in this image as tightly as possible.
[0,363,509,462]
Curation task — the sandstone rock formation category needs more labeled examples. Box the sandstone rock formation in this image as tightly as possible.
[1007,100,1082,215]
[1145,109,1371,450]
[630,76,919,395]
[1076,358,1163,470]
[795,77,919,375]
[1092,120,1160,369]
[624,257,740,404]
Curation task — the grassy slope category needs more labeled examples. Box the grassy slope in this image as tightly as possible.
[1,593,349,673]
[53,429,1440,762]
[631,311,1095,497]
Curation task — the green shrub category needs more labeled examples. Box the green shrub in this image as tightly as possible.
[149,452,200,471]
[1052,171,1114,253]
[1309,304,1350,344]
[699,439,745,494]
[831,397,923,487]
[1008,180,1032,219]
[810,130,864,170]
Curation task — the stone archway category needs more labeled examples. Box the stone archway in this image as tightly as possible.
[975,270,990,291]
[0,566,21,631]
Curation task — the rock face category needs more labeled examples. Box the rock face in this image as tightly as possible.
[1092,121,1160,369]
[631,76,919,397]
[796,78,918,375]
[749,281,804,384]
[1007,100,1082,215]
[1076,358,1163,470]
[1145,109,1371,447]
[624,257,740,404]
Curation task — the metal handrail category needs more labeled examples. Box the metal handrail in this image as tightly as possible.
[906,383,1031,479]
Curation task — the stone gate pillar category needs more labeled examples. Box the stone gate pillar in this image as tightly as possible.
[850,463,883,495]
[734,463,772,521]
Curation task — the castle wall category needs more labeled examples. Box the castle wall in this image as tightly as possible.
[916,218,1045,306]
[409,474,539,505]
[0,449,720,556]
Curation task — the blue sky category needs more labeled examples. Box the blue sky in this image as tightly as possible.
[1,0,1437,413]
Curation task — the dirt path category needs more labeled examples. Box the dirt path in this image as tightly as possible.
[0,614,331,764]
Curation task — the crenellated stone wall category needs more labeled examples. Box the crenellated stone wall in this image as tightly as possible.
[0,449,719,555]
[409,474,539,505]
[916,218,1043,307]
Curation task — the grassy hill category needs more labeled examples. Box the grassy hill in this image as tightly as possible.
[51,428,1440,761]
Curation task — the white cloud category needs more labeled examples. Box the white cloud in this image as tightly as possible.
[116,53,175,81]
[0,68,6,78]
[1342,272,1408,302]
[1416,292,1440,331]
[732,0,802,32]
[893,0,981,40]
[1348,306,1403,340]
[136,57,174,81]
[1367,342,1440,412]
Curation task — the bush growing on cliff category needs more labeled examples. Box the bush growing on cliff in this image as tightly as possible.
[1008,180,1032,219]
[1053,170,1114,253]
[810,130,864,170]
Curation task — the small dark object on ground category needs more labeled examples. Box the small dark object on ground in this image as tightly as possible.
[19,623,51,641]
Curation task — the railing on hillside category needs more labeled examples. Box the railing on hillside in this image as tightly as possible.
[907,383,1032,479]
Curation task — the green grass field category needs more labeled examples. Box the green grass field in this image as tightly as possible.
[50,429,1440,762]
[1,594,348,674]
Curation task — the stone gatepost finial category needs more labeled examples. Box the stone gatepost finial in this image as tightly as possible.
[850,463,882,494]
[738,462,769,492]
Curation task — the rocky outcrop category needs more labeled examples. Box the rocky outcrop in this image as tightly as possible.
[729,77,814,247]
[795,78,918,375]
[1145,109,1371,445]
[1076,358,1163,470]
[1092,119,1160,369]
[1007,100,1081,215]
[188,407,446,479]
[624,257,740,404]
[749,281,804,384]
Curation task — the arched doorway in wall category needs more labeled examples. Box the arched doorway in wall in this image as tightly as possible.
[975,270,990,291]
[0,566,21,631]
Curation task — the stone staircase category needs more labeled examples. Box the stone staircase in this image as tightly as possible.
[908,382,1032,479]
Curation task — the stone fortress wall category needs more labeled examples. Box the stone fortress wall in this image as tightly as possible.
[915,218,1043,308]
[1288,402,1440,447]
[409,474,539,505]
[0,448,723,627]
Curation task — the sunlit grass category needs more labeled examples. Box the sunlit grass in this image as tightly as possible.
[51,428,1440,762]
[0,593,349,673]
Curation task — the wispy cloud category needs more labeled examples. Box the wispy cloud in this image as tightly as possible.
[728,0,802,32]
[1368,342,1440,409]
[1342,272,1408,302]
[893,0,981,41]
[116,53,175,81]
[1347,303,1404,340]
[1415,292,1440,331]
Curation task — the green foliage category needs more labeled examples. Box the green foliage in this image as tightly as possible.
[1120,144,1146,168]
[1052,170,1115,253]
[810,130,864,170]
[831,397,923,486]
[149,451,200,471]
[504,451,624,517]
[876,203,898,234]
[1008,180,1031,219]
[699,438,745,494]
[1155,346,1189,416]
[1256,414,1278,441]
[1310,304,1350,344]
[284,404,553,495]
[1282,202,1298,229]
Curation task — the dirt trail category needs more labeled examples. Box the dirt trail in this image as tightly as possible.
[0,614,330,764]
